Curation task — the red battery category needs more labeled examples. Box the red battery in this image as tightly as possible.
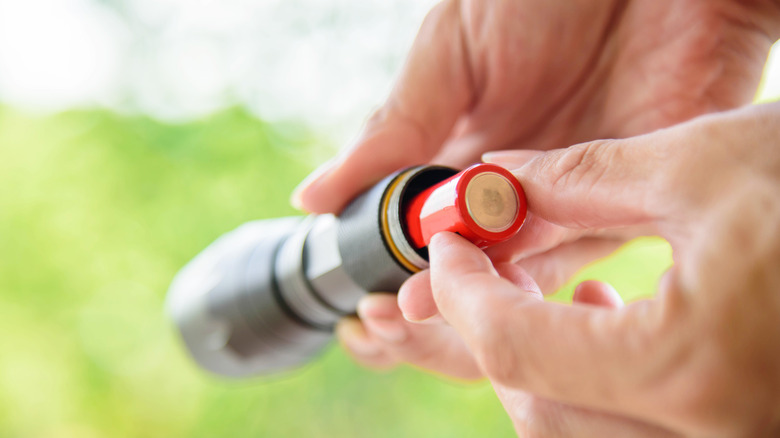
[404,163,527,249]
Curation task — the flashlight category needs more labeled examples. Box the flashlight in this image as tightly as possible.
[167,164,526,377]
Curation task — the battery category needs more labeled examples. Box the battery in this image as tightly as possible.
[403,163,527,249]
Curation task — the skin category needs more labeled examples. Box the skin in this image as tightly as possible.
[410,103,780,436]
[341,102,780,437]
[293,0,780,435]
[295,0,780,292]
[294,0,779,214]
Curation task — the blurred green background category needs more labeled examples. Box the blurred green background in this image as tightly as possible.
[0,1,778,437]
[0,105,677,438]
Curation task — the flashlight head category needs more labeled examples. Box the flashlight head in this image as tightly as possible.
[166,218,332,378]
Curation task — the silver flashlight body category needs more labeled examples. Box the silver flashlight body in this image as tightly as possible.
[167,166,457,377]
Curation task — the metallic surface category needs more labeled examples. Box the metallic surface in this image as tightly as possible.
[464,172,519,233]
[166,219,332,377]
[167,165,519,378]
[274,216,342,328]
[304,214,366,314]
[336,171,416,292]
[167,168,449,377]
[384,167,447,271]
[381,169,426,272]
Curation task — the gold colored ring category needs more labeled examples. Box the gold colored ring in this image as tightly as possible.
[380,170,421,273]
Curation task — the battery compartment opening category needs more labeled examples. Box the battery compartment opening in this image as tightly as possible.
[397,166,458,261]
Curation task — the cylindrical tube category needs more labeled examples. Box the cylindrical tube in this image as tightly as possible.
[167,164,527,378]
[404,163,527,248]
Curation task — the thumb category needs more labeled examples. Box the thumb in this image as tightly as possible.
[510,133,673,229]
[293,0,473,214]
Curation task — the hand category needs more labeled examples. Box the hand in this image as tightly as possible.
[335,272,626,382]
[294,0,779,215]
[336,292,482,380]
[402,102,780,436]
[328,0,780,387]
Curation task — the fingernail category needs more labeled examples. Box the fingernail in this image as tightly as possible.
[482,150,543,169]
[402,312,444,324]
[289,189,305,210]
[400,310,424,323]
[336,319,381,356]
[363,317,407,343]
[290,158,338,210]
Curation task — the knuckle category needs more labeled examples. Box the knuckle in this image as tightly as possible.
[547,138,666,223]
[362,107,391,134]
[549,140,617,192]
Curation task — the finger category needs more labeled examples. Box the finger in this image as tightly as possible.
[485,210,653,264]
[397,260,549,321]
[428,232,659,417]
[512,237,625,293]
[336,317,398,370]
[484,213,584,263]
[293,0,473,213]
[573,280,624,308]
[357,293,482,380]
[493,263,543,298]
[510,134,673,229]
[482,149,545,169]
[493,387,678,438]
[397,270,439,323]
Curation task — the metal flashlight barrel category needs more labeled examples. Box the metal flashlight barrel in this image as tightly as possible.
[167,217,332,377]
[166,164,526,378]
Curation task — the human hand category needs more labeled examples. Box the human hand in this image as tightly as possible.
[329,0,779,391]
[402,102,780,436]
[336,261,633,383]
[336,292,483,380]
[294,0,779,215]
